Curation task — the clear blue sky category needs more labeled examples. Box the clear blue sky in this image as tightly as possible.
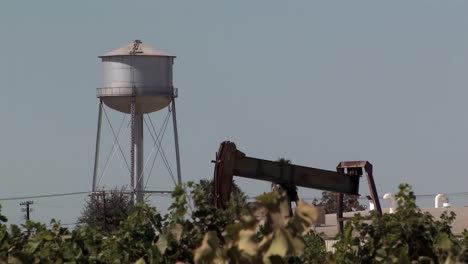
[1,1,468,225]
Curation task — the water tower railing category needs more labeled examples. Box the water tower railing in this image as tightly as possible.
[97,87,175,97]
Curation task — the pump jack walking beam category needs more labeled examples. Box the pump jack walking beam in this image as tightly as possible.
[212,141,362,209]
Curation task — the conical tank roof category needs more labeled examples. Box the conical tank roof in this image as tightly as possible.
[99,40,175,57]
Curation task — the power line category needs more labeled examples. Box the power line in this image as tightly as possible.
[0,192,89,201]
[249,191,468,202]
[0,190,173,202]
[4,188,467,204]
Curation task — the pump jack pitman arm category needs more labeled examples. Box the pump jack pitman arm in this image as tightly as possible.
[212,141,361,209]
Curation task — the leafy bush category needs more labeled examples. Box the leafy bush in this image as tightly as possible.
[313,191,365,214]
[79,188,133,233]
[193,190,320,263]
[0,182,468,263]
[332,184,468,263]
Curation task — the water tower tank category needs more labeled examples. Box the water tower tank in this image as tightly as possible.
[97,40,176,114]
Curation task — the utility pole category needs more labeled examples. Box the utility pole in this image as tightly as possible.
[20,200,34,221]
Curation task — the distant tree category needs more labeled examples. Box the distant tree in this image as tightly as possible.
[316,191,366,214]
[79,188,133,233]
[194,179,247,213]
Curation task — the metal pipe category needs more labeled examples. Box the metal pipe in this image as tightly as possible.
[92,100,103,192]
[171,98,182,185]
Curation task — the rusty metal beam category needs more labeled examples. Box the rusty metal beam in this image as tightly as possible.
[234,157,360,194]
[213,141,361,209]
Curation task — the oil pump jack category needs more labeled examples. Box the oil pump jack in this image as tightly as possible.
[212,141,382,234]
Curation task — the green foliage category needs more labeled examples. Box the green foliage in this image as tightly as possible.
[314,191,366,214]
[190,179,248,231]
[288,231,327,264]
[79,188,133,233]
[332,183,468,263]
[1,182,468,263]
[193,190,320,264]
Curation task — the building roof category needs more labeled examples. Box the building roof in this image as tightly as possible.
[99,40,175,57]
[314,207,468,238]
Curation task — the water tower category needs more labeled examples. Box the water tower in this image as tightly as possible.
[92,40,181,202]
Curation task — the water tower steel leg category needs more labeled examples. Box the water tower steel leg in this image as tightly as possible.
[92,100,103,192]
[171,98,182,185]
[134,114,144,203]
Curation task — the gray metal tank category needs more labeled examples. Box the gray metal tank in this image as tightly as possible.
[97,40,176,114]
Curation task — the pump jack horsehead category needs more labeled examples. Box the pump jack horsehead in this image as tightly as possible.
[211,141,382,234]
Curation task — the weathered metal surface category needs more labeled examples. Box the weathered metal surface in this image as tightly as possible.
[99,40,175,57]
[133,114,144,203]
[171,99,182,185]
[213,141,361,209]
[336,160,382,234]
[337,161,368,168]
[337,161,381,215]
[98,40,175,114]
[336,166,346,236]
[92,100,103,193]
[213,142,237,209]
[234,158,360,194]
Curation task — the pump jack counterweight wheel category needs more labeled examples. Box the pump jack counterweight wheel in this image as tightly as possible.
[213,142,226,209]
[213,141,238,209]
